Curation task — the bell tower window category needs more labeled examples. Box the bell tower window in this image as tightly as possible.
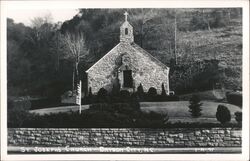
[125,28,128,35]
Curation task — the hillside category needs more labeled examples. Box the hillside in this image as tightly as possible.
[7,8,242,97]
[147,23,242,93]
[149,24,242,65]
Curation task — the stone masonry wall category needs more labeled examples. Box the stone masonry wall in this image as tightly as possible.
[8,128,241,147]
[87,42,169,94]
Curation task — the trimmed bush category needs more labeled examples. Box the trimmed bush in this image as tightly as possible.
[188,95,202,118]
[86,87,94,104]
[88,87,93,97]
[161,83,167,97]
[137,83,145,101]
[97,88,108,103]
[148,87,157,96]
[147,87,157,101]
[111,83,120,96]
[216,105,231,124]
[234,111,242,124]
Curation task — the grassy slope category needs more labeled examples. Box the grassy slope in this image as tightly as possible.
[30,105,89,115]
[179,25,242,89]
[178,25,242,66]
[30,101,241,124]
[179,89,226,101]
[141,101,241,123]
[150,21,242,90]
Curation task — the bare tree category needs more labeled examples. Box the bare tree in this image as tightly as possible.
[30,13,53,28]
[49,30,64,71]
[62,32,89,92]
[130,9,159,47]
[201,9,211,31]
[27,14,55,48]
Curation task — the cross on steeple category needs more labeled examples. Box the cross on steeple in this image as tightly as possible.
[124,11,128,21]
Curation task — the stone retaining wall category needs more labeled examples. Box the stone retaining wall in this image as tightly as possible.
[8,128,241,147]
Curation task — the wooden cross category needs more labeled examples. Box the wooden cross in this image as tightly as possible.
[124,11,128,21]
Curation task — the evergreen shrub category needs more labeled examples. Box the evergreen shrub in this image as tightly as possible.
[188,95,202,118]
[216,105,231,124]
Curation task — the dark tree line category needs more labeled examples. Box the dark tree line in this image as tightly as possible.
[7,8,242,98]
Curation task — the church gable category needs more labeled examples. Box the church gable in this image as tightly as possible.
[86,43,137,93]
[85,11,170,94]
[86,42,169,94]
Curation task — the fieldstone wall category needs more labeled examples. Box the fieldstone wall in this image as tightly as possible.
[87,42,169,94]
[8,128,241,147]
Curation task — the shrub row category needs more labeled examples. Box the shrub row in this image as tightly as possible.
[83,84,179,105]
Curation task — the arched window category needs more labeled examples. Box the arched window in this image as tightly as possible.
[125,28,128,35]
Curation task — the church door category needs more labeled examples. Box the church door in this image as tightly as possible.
[123,70,133,88]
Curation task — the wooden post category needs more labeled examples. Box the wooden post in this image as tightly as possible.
[76,80,82,114]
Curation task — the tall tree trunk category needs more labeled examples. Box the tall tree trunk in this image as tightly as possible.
[72,64,75,93]
[56,35,60,72]
[75,61,79,81]
[227,9,231,22]
[174,13,177,65]
[202,9,211,31]
[207,21,211,31]
[140,22,143,47]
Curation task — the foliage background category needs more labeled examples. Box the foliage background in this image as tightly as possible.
[7,8,242,98]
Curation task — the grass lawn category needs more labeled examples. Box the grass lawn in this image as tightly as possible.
[30,101,241,124]
[141,101,241,123]
[179,89,226,101]
[29,105,89,115]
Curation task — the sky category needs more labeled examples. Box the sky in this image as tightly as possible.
[7,9,79,26]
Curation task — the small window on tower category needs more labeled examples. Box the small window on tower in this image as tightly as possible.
[125,28,128,35]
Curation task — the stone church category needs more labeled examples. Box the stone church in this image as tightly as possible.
[86,12,170,94]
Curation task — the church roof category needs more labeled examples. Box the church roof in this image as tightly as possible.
[130,43,169,70]
[86,42,169,73]
[86,43,120,73]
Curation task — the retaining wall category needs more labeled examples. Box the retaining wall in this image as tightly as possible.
[8,128,241,147]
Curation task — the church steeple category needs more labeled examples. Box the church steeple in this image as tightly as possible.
[120,11,134,43]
